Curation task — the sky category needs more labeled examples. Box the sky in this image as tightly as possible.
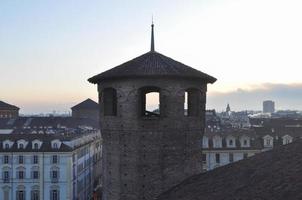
[1,0,302,114]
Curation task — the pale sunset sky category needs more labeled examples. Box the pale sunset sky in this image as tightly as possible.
[1,0,302,114]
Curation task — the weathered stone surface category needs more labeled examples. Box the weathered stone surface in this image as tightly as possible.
[98,77,208,200]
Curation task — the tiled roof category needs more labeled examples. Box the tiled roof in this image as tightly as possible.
[254,126,302,138]
[0,100,19,110]
[204,128,255,136]
[88,51,217,84]
[250,117,302,128]
[71,98,98,110]
[0,116,99,131]
[0,132,100,152]
[0,134,72,152]
[157,140,302,200]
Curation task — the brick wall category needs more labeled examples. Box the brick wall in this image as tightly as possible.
[98,77,207,200]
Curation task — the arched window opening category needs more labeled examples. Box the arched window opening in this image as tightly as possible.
[140,87,160,117]
[184,89,200,116]
[103,88,117,116]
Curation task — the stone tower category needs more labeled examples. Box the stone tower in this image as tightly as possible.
[88,24,216,200]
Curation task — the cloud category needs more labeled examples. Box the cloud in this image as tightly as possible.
[207,83,302,111]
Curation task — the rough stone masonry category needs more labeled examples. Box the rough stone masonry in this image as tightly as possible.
[88,24,216,200]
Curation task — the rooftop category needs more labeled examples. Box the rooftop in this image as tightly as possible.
[71,98,98,110]
[157,140,302,200]
[88,51,216,84]
[0,116,99,134]
[88,24,216,84]
[0,100,19,110]
[0,131,100,152]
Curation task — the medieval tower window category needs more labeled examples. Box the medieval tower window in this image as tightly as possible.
[140,87,160,117]
[184,89,200,116]
[103,88,117,116]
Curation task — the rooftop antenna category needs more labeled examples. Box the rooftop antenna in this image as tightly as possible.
[151,16,155,52]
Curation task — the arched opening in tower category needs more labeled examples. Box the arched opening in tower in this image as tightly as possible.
[102,88,117,116]
[140,87,160,117]
[184,89,200,117]
[184,91,188,116]
[146,92,159,114]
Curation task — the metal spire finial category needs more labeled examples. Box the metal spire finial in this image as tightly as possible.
[151,17,155,52]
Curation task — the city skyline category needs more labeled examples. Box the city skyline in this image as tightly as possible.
[1,0,302,114]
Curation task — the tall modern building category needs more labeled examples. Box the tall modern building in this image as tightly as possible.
[263,100,275,113]
[89,24,216,200]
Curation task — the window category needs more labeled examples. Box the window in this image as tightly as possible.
[202,154,206,163]
[213,136,222,148]
[18,171,24,179]
[34,143,39,149]
[263,136,274,148]
[215,153,220,163]
[31,190,39,200]
[229,153,234,163]
[202,137,209,148]
[33,155,38,164]
[52,171,58,179]
[53,143,58,149]
[184,89,200,116]
[50,190,60,200]
[140,87,160,117]
[52,155,58,164]
[103,88,117,116]
[51,170,59,183]
[16,190,25,200]
[241,137,250,147]
[19,156,24,164]
[4,144,9,149]
[3,171,9,183]
[243,153,248,159]
[184,91,188,116]
[282,136,293,145]
[19,143,24,149]
[266,139,271,145]
[33,171,39,179]
[4,155,9,164]
[229,140,233,146]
